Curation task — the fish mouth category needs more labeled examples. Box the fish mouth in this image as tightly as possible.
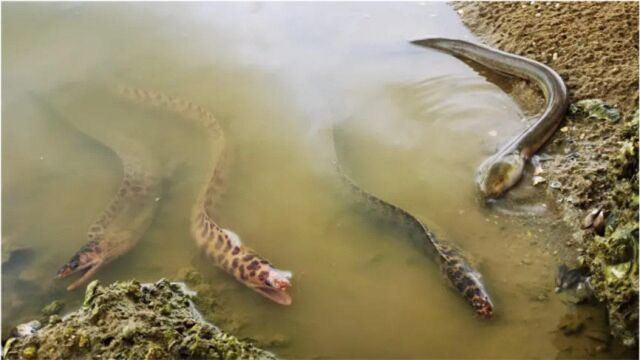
[254,286,292,306]
[57,256,103,291]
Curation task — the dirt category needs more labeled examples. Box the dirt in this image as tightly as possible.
[2,279,276,360]
[453,1,638,113]
[452,1,639,349]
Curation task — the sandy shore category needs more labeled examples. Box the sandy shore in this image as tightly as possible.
[453,0,639,350]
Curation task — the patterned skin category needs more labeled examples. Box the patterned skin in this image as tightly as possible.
[116,86,293,305]
[333,131,493,318]
[31,94,162,291]
[57,156,161,290]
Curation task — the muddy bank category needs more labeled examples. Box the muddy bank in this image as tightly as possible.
[453,1,638,348]
[2,279,275,359]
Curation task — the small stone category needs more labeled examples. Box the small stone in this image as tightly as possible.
[488,130,498,137]
[550,181,562,189]
[560,126,569,132]
[593,210,606,235]
[532,176,546,186]
[552,52,558,61]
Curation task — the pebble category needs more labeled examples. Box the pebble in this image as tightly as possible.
[533,176,546,186]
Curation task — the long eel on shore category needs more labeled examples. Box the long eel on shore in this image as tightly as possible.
[115,86,293,305]
[411,38,569,198]
[32,93,163,291]
[332,129,493,318]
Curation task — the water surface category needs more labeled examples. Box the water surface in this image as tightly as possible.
[2,2,623,358]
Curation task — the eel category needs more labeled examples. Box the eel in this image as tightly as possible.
[31,93,162,291]
[115,86,293,305]
[332,129,493,318]
[411,38,569,198]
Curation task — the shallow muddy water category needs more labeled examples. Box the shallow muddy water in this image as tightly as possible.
[2,2,629,358]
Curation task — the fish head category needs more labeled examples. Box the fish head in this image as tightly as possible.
[56,241,104,290]
[248,267,293,306]
[471,291,494,319]
[477,152,525,198]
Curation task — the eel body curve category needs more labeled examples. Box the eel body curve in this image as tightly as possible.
[116,86,293,305]
[412,38,569,198]
[332,130,493,318]
[32,91,162,291]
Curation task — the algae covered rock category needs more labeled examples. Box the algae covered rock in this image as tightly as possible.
[570,99,621,123]
[2,279,276,359]
[583,109,639,347]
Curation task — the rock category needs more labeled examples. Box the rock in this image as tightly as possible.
[41,300,64,316]
[12,321,41,337]
[532,176,547,185]
[569,99,621,123]
[2,279,276,360]
[582,207,602,229]
[593,210,606,235]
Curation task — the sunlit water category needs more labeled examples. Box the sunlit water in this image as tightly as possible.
[2,2,630,358]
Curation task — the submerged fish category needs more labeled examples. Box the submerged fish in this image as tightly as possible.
[116,86,293,305]
[333,129,493,319]
[411,38,569,198]
[32,91,162,291]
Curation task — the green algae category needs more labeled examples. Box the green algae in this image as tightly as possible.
[2,279,276,359]
[570,99,622,123]
[581,107,639,347]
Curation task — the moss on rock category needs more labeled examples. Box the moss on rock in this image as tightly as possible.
[582,109,639,347]
[2,279,276,359]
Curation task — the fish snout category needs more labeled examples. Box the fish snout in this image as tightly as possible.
[251,268,293,305]
[472,297,494,319]
[478,153,525,198]
[56,246,104,290]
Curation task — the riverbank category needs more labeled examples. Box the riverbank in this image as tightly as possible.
[453,0,638,349]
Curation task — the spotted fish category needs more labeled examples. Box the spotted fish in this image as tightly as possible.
[333,130,493,318]
[32,93,162,291]
[116,86,293,305]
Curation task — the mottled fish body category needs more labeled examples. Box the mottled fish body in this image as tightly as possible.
[117,86,293,305]
[333,137,493,318]
[33,91,162,291]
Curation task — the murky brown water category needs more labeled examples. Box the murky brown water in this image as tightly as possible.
[2,2,631,358]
